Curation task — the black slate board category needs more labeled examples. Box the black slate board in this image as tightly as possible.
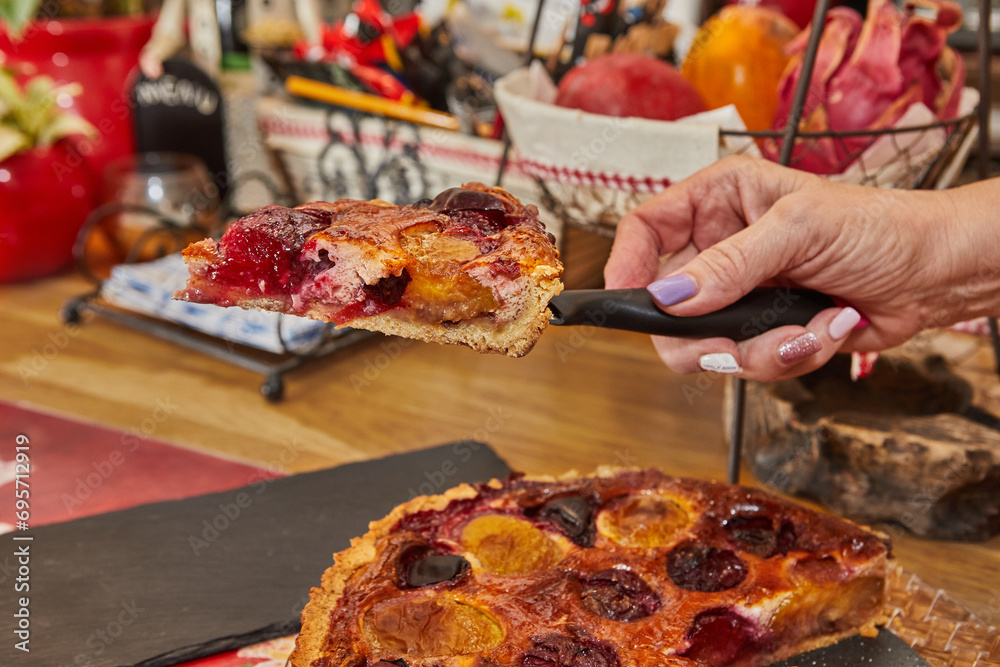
[1,442,931,667]
[0,442,510,667]
[771,628,930,667]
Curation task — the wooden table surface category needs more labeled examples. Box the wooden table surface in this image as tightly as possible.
[2,272,998,623]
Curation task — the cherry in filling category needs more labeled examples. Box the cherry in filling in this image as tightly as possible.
[445,208,508,238]
[724,514,797,559]
[531,495,597,547]
[682,608,766,666]
[396,544,470,589]
[425,187,513,248]
[521,631,621,667]
[577,568,660,622]
[213,205,332,294]
[666,541,747,592]
[428,187,507,215]
[334,271,413,323]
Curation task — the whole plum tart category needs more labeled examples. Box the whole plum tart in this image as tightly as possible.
[174,183,562,357]
[290,468,894,667]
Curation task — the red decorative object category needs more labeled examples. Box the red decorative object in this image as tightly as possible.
[0,15,155,175]
[0,141,98,283]
[764,0,965,175]
[309,0,420,67]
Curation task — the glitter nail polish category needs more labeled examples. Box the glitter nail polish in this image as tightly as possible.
[778,332,821,364]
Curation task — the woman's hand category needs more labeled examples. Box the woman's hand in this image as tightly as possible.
[604,156,976,381]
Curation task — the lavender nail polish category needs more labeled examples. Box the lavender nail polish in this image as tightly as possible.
[778,332,821,364]
[647,274,697,307]
[828,308,862,340]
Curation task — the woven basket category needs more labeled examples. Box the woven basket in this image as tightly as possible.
[494,67,979,232]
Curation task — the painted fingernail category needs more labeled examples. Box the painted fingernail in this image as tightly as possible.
[828,307,862,340]
[699,352,740,374]
[647,274,697,307]
[833,299,870,329]
[778,332,821,364]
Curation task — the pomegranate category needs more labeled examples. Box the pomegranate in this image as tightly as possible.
[555,52,707,121]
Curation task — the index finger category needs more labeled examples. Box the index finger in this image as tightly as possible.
[604,157,814,290]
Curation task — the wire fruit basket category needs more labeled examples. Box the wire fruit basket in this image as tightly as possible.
[494,68,980,237]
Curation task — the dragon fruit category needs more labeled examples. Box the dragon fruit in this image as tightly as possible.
[763,0,965,175]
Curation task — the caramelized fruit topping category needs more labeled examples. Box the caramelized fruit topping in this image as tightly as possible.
[362,598,504,657]
[666,541,747,592]
[462,515,561,575]
[396,216,500,322]
[425,187,513,240]
[577,568,660,622]
[682,608,763,666]
[724,515,797,558]
[400,228,479,266]
[402,269,498,323]
[397,545,470,589]
[597,494,692,548]
[533,495,597,547]
[521,632,620,667]
[215,206,331,294]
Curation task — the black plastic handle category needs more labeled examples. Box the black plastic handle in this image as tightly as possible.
[548,288,838,341]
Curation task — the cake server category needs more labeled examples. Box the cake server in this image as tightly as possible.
[547,287,837,341]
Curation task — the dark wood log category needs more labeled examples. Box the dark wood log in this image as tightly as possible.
[734,351,1000,541]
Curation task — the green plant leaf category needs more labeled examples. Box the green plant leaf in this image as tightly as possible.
[36,111,95,146]
[0,0,42,35]
[10,74,55,143]
[0,124,30,163]
[0,68,22,108]
[0,64,94,156]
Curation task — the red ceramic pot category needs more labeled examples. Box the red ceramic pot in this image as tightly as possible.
[0,15,155,176]
[0,141,98,283]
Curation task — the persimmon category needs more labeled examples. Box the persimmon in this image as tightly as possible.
[725,0,842,29]
[681,6,800,131]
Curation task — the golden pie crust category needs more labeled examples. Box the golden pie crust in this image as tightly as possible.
[290,468,894,667]
[174,184,563,357]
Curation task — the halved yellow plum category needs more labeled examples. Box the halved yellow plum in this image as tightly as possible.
[461,514,561,575]
[362,597,504,657]
[597,494,693,548]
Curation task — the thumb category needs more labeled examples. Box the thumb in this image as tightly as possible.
[647,213,800,317]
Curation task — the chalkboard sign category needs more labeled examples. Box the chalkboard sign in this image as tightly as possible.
[131,59,229,199]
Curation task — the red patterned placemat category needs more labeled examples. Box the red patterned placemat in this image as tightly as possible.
[0,400,283,531]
